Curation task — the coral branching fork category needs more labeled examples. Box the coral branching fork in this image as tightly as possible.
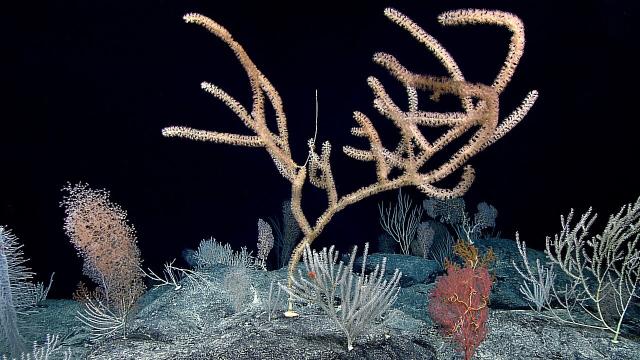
[162,8,539,315]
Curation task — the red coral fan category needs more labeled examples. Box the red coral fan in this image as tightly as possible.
[428,265,493,360]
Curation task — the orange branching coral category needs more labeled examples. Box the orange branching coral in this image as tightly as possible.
[448,239,496,270]
[162,8,538,314]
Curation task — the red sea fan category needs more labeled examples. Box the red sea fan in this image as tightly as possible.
[428,265,493,360]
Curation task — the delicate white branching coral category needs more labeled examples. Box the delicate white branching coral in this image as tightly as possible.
[2,334,72,360]
[283,243,401,351]
[512,233,555,312]
[141,259,212,291]
[163,8,538,314]
[76,294,133,341]
[515,197,640,343]
[0,231,59,358]
[378,189,423,255]
[265,280,287,321]
[194,238,256,270]
[0,226,33,356]
[0,227,36,311]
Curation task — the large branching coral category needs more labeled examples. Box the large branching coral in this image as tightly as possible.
[162,8,538,314]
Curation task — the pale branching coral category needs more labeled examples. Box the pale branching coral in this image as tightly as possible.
[163,8,538,315]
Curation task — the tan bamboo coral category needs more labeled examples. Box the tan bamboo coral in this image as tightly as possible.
[162,8,539,315]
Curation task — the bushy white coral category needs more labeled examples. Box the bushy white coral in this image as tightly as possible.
[514,196,640,343]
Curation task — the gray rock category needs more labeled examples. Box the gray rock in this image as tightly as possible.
[353,253,441,287]
[474,237,544,309]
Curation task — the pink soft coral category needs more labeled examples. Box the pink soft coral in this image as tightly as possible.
[429,264,493,360]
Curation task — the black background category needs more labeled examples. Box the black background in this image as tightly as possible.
[1,0,636,298]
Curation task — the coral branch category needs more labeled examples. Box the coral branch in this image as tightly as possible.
[163,8,538,317]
